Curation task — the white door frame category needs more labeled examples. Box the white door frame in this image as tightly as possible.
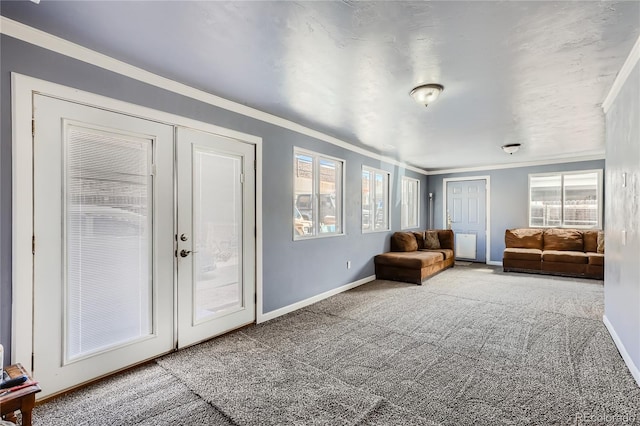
[11,73,264,368]
[442,176,492,265]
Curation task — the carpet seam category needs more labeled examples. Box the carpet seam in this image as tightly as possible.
[236,330,425,425]
[154,360,240,425]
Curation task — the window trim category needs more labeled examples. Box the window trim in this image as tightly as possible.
[400,176,420,230]
[528,169,603,229]
[293,147,346,240]
[361,165,391,233]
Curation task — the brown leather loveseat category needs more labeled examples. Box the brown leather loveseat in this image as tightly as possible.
[503,228,604,279]
[374,230,455,285]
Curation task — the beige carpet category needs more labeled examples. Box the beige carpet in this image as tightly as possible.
[34,265,640,425]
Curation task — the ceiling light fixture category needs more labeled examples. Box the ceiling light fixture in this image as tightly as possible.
[501,143,521,154]
[410,84,444,107]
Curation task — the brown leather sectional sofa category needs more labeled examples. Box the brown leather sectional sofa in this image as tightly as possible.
[503,228,604,279]
[374,230,455,285]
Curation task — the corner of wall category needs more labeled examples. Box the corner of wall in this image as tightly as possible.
[603,315,640,387]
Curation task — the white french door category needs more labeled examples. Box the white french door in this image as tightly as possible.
[33,94,175,397]
[31,95,256,398]
[176,127,255,348]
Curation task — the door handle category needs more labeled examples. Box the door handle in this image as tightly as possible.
[180,249,195,258]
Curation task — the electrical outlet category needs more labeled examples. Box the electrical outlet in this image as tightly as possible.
[347,261,351,269]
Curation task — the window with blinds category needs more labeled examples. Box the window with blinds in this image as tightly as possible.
[64,124,153,362]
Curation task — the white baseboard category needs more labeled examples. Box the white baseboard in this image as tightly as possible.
[603,314,640,387]
[257,275,375,323]
[487,260,503,266]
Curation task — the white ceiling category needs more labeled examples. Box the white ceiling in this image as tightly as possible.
[2,1,639,171]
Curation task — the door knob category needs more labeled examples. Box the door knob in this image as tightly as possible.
[179,249,192,258]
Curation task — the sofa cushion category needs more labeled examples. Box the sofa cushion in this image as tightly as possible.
[542,250,588,264]
[583,230,598,253]
[597,231,605,253]
[424,231,441,249]
[421,248,454,260]
[542,262,586,275]
[391,232,418,252]
[412,232,425,249]
[543,229,583,251]
[588,253,604,266]
[505,229,543,249]
[503,248,542,262]
[375,251,443,268]
[503,259,542,271]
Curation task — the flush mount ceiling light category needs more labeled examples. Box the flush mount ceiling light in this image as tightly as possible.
[501,143,521,154]
[410,84,444,107]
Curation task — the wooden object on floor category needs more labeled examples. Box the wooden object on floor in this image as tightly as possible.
[1,363,41,426]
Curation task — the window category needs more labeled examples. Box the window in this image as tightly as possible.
[362,166,390,232]
[293,148,344,239]
[529,170,602,228]
[401,176,420,229]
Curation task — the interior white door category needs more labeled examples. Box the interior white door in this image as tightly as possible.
[446,179,487,262]
[176,127,256,348]
[32,94,175,398]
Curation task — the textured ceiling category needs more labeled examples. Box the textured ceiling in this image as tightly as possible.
[2,1,639,171]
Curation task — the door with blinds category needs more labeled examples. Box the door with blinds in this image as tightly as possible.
[32,94,175,397]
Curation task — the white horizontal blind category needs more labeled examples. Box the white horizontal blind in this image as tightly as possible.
[65,124,153,362]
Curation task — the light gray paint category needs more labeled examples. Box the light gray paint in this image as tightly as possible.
[427,160,605,263]
[0,35,427,365]
[1,1,638,170]
[604,62,640,377]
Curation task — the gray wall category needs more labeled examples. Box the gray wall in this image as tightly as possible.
[0,34,427,365]
[604,61,640,380]
[427,159,606,263]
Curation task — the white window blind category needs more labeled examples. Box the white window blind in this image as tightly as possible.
[65,125,153,361]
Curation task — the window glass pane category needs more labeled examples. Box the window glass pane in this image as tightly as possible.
[362,170,372,230]
[319,158,341,234]
[193,148,242,321]
[373,172,387,231]
[294,153,315,237]
[294,149,344,238]
[529,175,561,227]
[563,172,599,227]
[65,125,152,362]
[401,177,419,229]
[362,167,390,232]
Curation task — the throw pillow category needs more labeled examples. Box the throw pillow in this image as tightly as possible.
[391,232,418,252]
[413,232,426,250]
[597,231,605,254]
[424,231,441,249]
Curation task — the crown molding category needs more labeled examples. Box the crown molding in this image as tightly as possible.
[0,16,427,176]
[425,153,605,176]
[603,34,640,113]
